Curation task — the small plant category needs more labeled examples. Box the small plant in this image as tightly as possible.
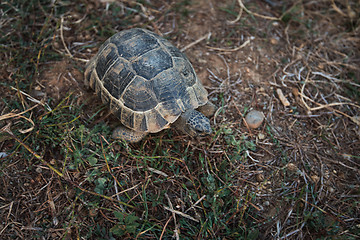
[111,212,141,237]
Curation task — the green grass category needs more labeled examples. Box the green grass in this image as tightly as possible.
[2,88,263,238]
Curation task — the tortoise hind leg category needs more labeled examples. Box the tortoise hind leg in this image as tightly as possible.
[197,101,217,117]
[112,125,147,143]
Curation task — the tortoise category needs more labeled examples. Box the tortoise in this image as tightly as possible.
[84,28,216,142]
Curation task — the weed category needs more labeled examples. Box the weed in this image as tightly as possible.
[111,212,141,236]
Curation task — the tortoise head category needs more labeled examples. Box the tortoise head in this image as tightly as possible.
[175,109,212,137]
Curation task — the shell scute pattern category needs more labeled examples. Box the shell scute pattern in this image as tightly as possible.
[86,28,209,134]
[122,76,157,111]
[132,48,173,80]
[120,106,135,129]
[112,29,160,59]
[95,44,119,81]
[105,62,136,100]
[146,109,169,131]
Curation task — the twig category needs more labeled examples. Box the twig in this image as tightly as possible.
[60,17,73,58]
[300,72,360,125]
[112,182,141,197]
[159,216,172,240]
[331,0,347,16]
[229,0,279,24]
[10,86,52,111]
[246,150,259,163]
[164,193,180,240]
[2,127,64,177]
[227,1,243,24]
[277,88,290,107]
[59,17,88,62]
[163,206,199,222]
[180,32,211,52]
[207,39,251,52]
[185,195,206,213]
[0,104,38,134]
[147,167,169,177]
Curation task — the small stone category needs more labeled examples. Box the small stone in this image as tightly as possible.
[53,216,59,226]
[132,14,141,23]
[185,181,194,188]
[256,174,264,182]
[318,63,324,69]
[31,89,46,98]
[53,41,60,49]
[311,175,320,184]
[348,10,356,19]
[286,163,297,172]
[258,133,266,140]
[270,38,278,45]
[68,189,76,199]
[245,110,265,129]
[258,87,265,92]
[264,201,270,206]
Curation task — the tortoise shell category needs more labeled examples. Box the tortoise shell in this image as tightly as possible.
[84,28,208,133]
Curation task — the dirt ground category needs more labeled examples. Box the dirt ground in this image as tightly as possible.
[1,0,359,239]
